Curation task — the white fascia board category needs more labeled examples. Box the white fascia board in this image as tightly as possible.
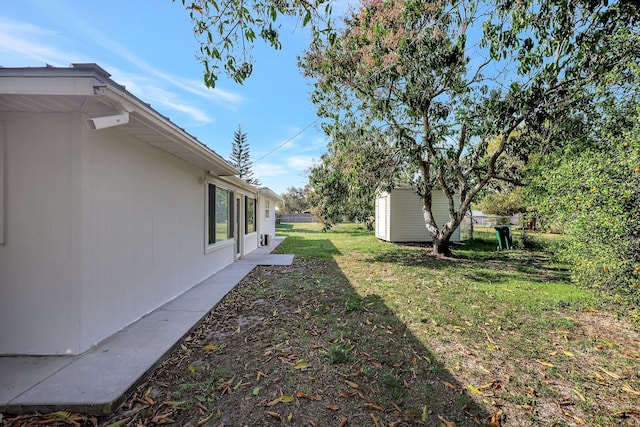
[0,64,108,96]
[259,187,284,203]
[0,64,238,177]
[0,76,96,96]
[219,175,259,194]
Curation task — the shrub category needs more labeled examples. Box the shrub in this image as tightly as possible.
[528,126,640,304]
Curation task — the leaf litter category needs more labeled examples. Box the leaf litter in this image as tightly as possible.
[3,256,639,426]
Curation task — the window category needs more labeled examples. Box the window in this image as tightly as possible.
[245,196,256,234]
[208,183,232,245]
[265,201,270,219]
[216,187,230,242]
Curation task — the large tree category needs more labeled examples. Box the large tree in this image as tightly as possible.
[229,125,260,185]
[301,0,639,256]
[280,186,311,214]
[308,120,407,230]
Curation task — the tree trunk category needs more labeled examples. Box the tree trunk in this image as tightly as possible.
[421,194,456,257]
[365,217,374,231]
[432,233,453,257]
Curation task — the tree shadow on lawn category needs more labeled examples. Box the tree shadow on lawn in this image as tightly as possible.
[276,223,294,230]
[277,223,372,237]
[456,251,571,285]
[95,239,495,427]
[276,223,324,234]
[327,226,373,237]
[368,240,570,285]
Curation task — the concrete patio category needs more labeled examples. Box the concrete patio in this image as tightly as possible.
[0,237,293,416]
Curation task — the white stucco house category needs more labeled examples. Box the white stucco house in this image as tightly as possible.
[375,188,461,243]
[258,187,283,245]
[0,64,281,356]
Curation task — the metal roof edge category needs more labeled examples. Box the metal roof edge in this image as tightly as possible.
[0,63,114,85]
[259,187,284,203]
[218,176,260,193]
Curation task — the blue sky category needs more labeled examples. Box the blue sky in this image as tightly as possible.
[0,0,341,195]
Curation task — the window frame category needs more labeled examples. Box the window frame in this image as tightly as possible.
[206,181,234,252]
[245,196,256,234]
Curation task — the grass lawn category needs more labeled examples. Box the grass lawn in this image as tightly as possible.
[6,223,637,427]
[273,223,639,426]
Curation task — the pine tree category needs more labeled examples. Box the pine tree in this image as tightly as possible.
[229,125,260,185]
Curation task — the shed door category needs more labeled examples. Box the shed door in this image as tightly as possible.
[376,196,388,240]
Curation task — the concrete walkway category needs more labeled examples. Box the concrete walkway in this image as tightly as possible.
[0,237,293,416]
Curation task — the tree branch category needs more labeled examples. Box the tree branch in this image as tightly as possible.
[471,167,527,186]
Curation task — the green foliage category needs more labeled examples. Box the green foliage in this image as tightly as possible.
[307,121,405,231]
[301,0,639,256]
[302,0,480,252]
[528,124,640,303]
[280,186,310,214]
[177,0,333,86]
[344,296,364,312]
[379,369,403,405]
[229,124,259,185]
[324,344,351,364]
[477,188,527,216]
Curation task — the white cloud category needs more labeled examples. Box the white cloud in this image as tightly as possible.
[287,155,318,171]
[0,18,83,66]
[0,16,244,125]
[274,125,306,151]
[254,162,288,177]
[168,76,245,110]
[306,135,328,151]
[108,68,213,125]
[260,123,325,156]
[254,152,318,179]
[153,93,213,124]
[82,25,246,112]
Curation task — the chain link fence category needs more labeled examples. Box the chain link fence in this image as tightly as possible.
[277,213,319,223]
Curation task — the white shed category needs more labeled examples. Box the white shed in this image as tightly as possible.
[375,188,461,243]
[0,64,278,356]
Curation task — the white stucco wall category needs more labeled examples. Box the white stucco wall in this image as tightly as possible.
[375,188,460,243]
[77,122,238,353]
[0,111,238,355]
[243,233,258,253]
[257,194,278,241]
[0,112,82,354]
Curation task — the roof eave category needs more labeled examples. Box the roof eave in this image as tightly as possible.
[98,79,238,177]
[0,63,239,177]
[259,187,284,203]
